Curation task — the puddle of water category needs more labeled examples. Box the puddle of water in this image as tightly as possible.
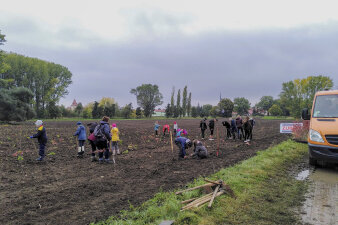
[295,169,310,181]
[301,168,338,225]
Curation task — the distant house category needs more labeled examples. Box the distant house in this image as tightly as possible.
[69,99,78,110]
[153,108,166,117]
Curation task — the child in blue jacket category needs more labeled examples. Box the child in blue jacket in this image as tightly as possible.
[154,121,160,136]
[175,137,192,159]
[74,121,86,157]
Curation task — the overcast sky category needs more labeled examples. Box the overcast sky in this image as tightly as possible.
[1,0,337,108]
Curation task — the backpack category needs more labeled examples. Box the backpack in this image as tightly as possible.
[94,124,107,142]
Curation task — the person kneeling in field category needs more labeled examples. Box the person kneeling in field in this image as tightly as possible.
[191,139,208,159]
[87,122,98,162]
[111,123,120,155]
[175,137,192,159]
[30,120,48,161]
[94,116,112,163]
[74,122,86,158]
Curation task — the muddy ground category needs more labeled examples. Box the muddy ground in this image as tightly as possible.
[295,162,338,225]
[0,119,289,225]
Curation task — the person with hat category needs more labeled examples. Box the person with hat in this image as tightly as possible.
[74,121,87,157]
[30,120,48,161]
[175,136,192,159]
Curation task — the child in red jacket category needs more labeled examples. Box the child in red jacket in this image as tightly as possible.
[163,124,170,136]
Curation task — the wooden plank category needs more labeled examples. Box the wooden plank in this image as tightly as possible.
[208,185,220,208]
[181,198,197,204]
[204,179,221,185]
[175,183,214,195]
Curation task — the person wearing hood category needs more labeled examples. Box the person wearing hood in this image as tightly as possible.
[30,120,48,161]
[191,139,208,159]
[94,116,112,163]
[74,121,87,157]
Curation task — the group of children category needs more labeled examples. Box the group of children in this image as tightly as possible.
[78,116,121,163]
[30,116,120,163]
[30,116,254,162]
[154,121,188,138]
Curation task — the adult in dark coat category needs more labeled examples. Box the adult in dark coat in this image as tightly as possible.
[208,118,216,138]
[243,116,253,142]
[222,120,231,139]
[199,118,208,139]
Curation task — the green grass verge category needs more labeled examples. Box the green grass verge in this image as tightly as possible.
[94,140,308,225]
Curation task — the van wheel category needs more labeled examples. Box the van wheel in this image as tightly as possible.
[309,157,317,166]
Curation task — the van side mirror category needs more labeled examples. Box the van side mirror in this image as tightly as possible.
[302,108,310,120]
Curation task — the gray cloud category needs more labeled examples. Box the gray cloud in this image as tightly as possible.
[2,19,338,108]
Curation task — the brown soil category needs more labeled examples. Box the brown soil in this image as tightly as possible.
[0,119,289,225]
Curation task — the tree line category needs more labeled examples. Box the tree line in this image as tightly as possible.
[0,30,73,121]
[255,75,333,117]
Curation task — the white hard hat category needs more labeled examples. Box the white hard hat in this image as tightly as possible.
[35,120,43,127]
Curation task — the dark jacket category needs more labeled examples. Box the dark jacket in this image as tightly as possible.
[88,122,98,134]
[98,121,112,141]
[175,137,188,157]
[200,120,207,130]
[249,118,255,127]
[231,119,237,132]
[192,141,208,158]
[33,126,48,144]
[208,120,215,129]
[243,121,252,131]
[74,125,86,140]
[222,121,230,129]
[236,118,243,128]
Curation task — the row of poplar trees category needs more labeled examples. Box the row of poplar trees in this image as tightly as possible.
[165,86,192,117]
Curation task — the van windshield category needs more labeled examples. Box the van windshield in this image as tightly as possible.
[313,94,338,118]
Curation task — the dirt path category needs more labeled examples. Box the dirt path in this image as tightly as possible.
[0,119,290,224]
[299,166,338,225]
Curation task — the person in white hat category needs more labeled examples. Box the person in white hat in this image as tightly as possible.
[30,120,48,161]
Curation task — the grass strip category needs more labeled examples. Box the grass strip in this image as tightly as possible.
[94,140,308,225]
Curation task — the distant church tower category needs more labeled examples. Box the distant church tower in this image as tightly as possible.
[70,99,78,110]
